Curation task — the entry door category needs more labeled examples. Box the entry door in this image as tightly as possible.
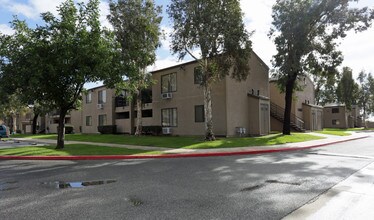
[260,103,269,135]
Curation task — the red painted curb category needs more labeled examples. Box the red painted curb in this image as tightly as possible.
[0,136,369,161]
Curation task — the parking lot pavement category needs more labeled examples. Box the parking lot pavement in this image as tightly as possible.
[0,140,45,149]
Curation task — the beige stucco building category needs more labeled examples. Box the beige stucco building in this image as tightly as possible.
[151,51,270,136]
[79,51,270,137]
[270,77,323,132]
[323,104,362,129]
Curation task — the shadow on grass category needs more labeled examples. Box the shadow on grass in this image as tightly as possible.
[0,144,156,156]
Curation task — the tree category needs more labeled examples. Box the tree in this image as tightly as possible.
[1,0,118,148]
[270,0,373,135]
[168,0,252,140]
[336,67,359,110]
[357,71,374,127]
[0,90,28,133]
[107,0,162,136]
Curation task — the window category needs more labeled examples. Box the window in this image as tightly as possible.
[142,109,153,118]
[332,108,339,113]
[194,67,203,84]
[98,114,107,126]
[161,73,177,93]
[86,92,92,103]
[332,119,340,125]
[195,105,205,122]
[116,112,129,119]
[86,116,92,126]
[162,108,177,127]
[98,90,106,104]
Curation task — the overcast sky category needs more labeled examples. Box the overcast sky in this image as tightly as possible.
[1,0,373,89]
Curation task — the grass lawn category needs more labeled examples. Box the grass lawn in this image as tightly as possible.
[10,133,325,149]
[0,144,157,156]
[315,128,352,136]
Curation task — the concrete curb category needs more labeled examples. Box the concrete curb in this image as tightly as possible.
[0,136,369,161]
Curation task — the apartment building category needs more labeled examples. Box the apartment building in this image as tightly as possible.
[323,104,362,129]
[46,109,82,133]
[80,51,270,136]
[270,77,323,132]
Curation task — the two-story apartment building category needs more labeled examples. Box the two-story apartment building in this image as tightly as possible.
[151,51,270,136]
[80,51,270,137]
[323,104,362,129]
[270,77,323,132]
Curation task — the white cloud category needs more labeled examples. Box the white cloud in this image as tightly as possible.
[0,24,14,35]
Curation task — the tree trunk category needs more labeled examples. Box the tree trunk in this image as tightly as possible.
[32,113,39,134]
[56,109,67,149]
[11,114,17,134]
[134,90,142,136]
[204,83,215,141]
[283,78,296,135]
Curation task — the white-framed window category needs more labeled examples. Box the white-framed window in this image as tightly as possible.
[86,92,92,103]
[161,108,177,127]
[161,73,177,93]
[98,90,106,104]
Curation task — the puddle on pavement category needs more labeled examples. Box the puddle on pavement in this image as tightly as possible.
[240,184,265,192]
[0,180,18,191]
[41,179,117,189]
[265,179,301,186]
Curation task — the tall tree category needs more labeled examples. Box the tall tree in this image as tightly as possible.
[0,91,28,133]
[168,0,252,140]
[1,0,118,148]
[107,0,162,136]
[357,71,374,127]
[336,67,359,110]
[270,0,373,135]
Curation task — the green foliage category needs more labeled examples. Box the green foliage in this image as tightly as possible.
[107,0,163,135]
[336,67,359,110]
[168,0,252,140]
[270,0,373,134]
[357,71,374,120]
[0,0,119,148]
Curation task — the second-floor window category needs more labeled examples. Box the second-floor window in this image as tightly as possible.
[98,90,106,104]
[194,67,203,85]
[332,108,339,113]
[161,73,177,93]
[86,92,92,103]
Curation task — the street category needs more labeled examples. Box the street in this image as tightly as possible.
[1,133,374,220]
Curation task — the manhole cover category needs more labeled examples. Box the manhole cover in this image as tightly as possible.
[41,179,117,189]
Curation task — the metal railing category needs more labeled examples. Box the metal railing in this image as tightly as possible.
[270,102,305,131]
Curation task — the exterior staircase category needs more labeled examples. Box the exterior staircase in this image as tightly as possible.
[270,102,306,132]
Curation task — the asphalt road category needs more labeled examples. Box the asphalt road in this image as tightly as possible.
[1,133,374,220]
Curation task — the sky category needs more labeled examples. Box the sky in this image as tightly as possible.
[1,0,374,89]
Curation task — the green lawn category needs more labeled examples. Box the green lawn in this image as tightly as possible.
[315,128,352,136]
[0,144,156,156]
[10,133,324,149]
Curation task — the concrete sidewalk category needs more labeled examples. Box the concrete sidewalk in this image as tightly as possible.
[284,161,374,220]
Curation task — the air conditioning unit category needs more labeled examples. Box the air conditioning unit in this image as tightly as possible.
[97,104,104,109]
[162,127,172,135]
[161,93,172,99]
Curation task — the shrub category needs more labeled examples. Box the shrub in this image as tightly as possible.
[140,126,162,136]
[98,125,117,134]
[65,125,74,134]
